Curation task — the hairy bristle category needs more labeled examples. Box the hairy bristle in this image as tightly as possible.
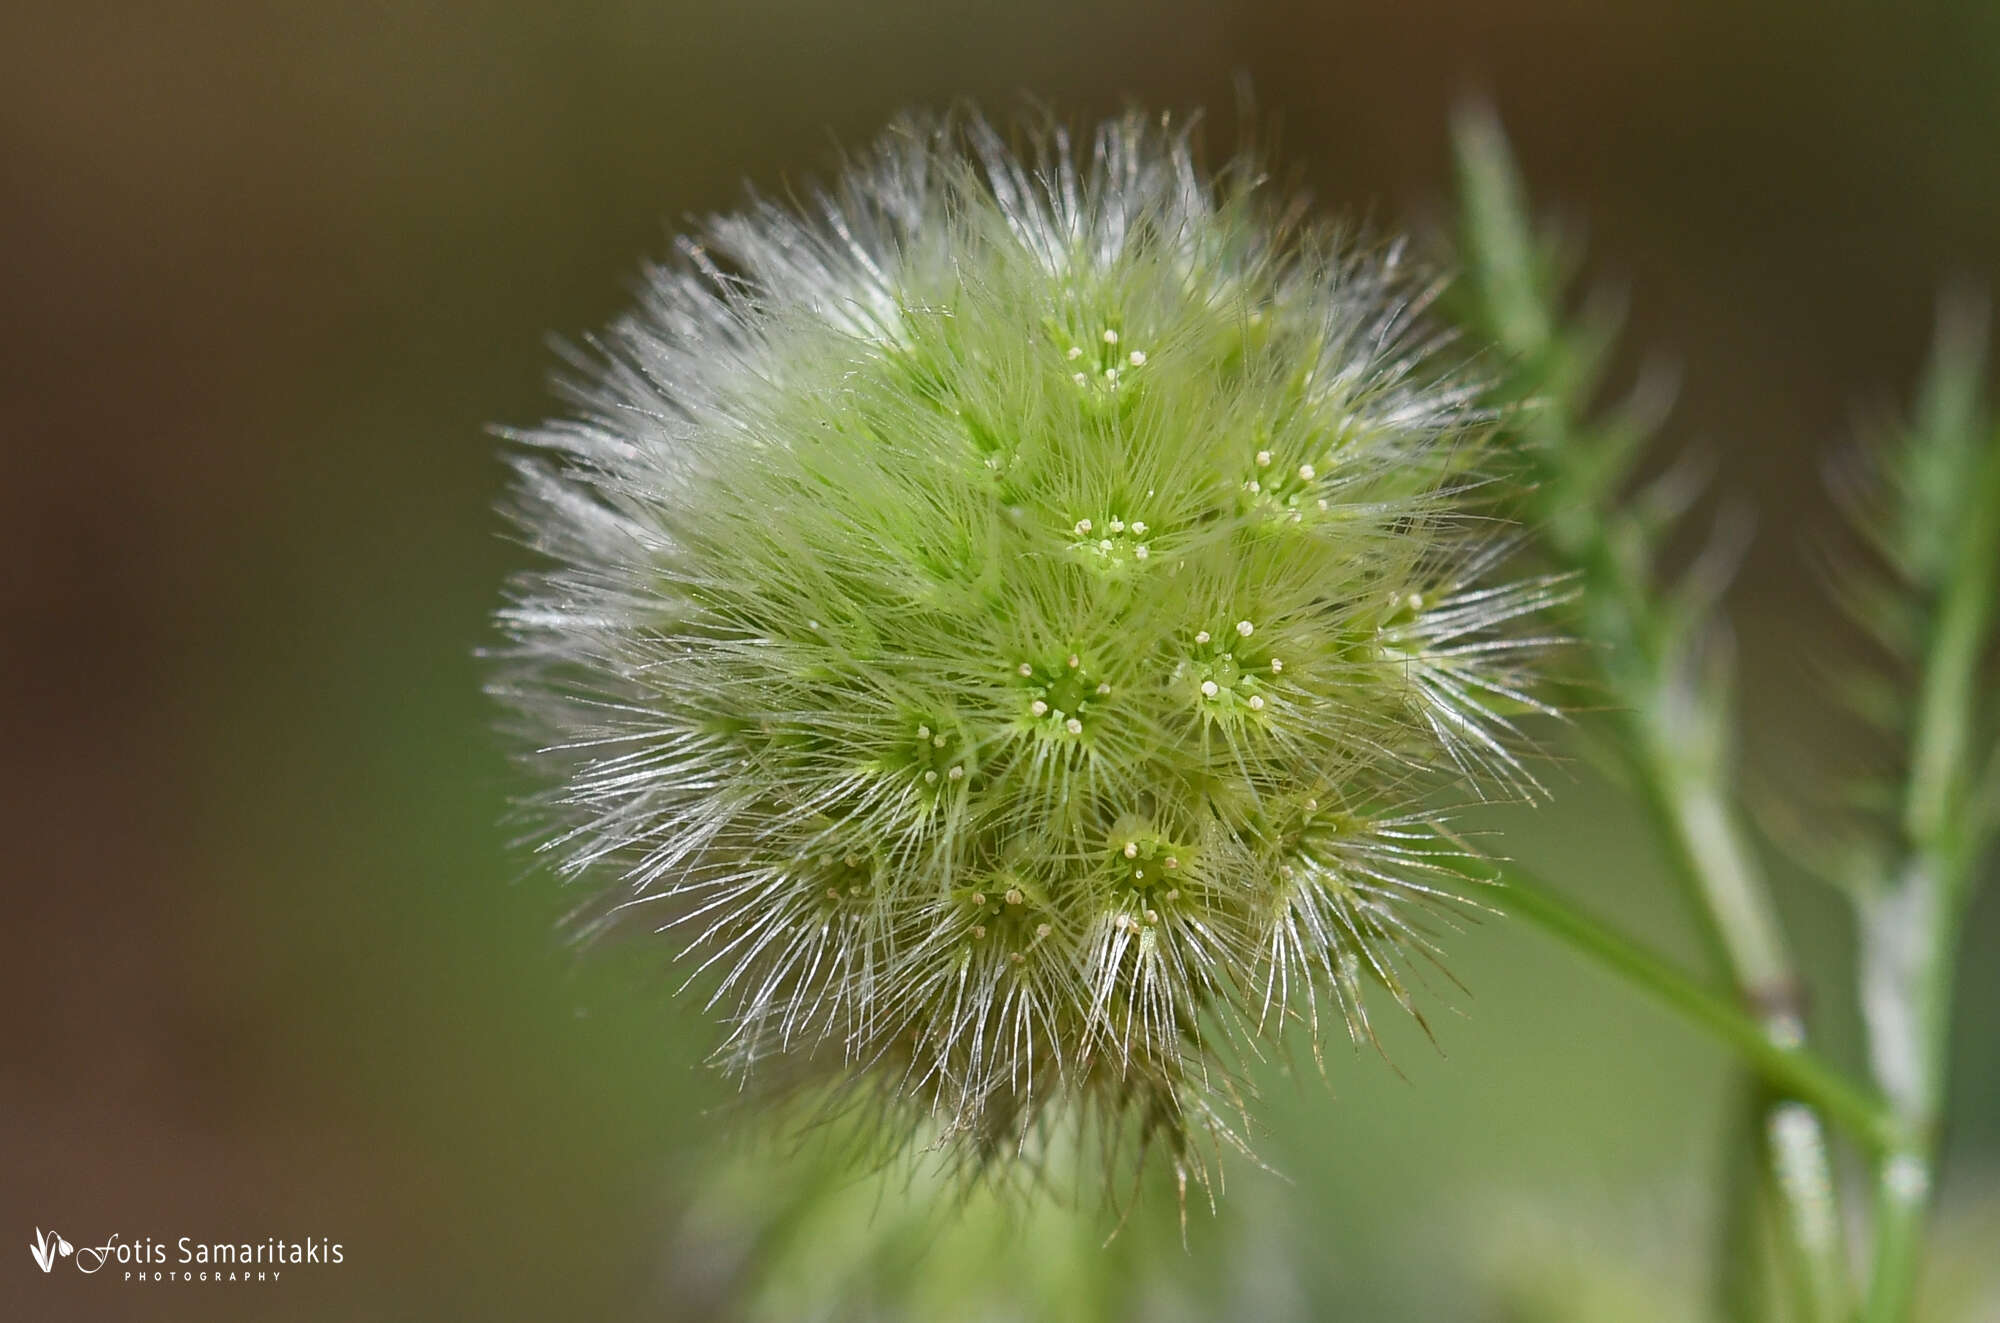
[490,108,1555,1193]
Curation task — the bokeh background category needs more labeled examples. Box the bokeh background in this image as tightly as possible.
[4,2,1996,1319]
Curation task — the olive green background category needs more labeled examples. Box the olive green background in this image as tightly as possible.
[4,2,1996,1319]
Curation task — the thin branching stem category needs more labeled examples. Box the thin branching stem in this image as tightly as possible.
[1443,858,1908,1155]
[1451,106,1852,1320]
[1859,403,2000,1323]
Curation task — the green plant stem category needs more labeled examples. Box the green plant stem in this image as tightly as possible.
[1766,1098,1849,1323]
[1452,111,1850,1315]
[1570,502,1848,1323]
[1447,857,1909,1155]
[1859,803,1958,1323]
[1714,1079,1772,1322]
[1859,437,2000,1323]
[1624,688,1859,1323]
[1641,750,1794,1010]
[1543,344,1848,1323]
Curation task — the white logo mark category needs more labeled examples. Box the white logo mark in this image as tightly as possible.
[30,1229,73,1273]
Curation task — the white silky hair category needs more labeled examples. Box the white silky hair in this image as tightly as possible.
[490,107,1559,1189]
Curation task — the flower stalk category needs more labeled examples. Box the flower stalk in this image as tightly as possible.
[1855,300,2000,1323]
[1451,105,1849,1320]
[1441,857,1906,1155]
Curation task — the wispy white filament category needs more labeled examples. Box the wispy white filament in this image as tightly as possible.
[491,109,1555,1185]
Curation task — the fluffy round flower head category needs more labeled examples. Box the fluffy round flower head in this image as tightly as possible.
[494,109,1561,1192]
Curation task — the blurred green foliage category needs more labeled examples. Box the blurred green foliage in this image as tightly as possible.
[5,2,1997,1320]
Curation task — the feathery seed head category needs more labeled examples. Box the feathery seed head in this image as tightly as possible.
[492,109,1558,1192]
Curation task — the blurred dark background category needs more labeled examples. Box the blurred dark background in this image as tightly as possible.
[4,2,1996,1319]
